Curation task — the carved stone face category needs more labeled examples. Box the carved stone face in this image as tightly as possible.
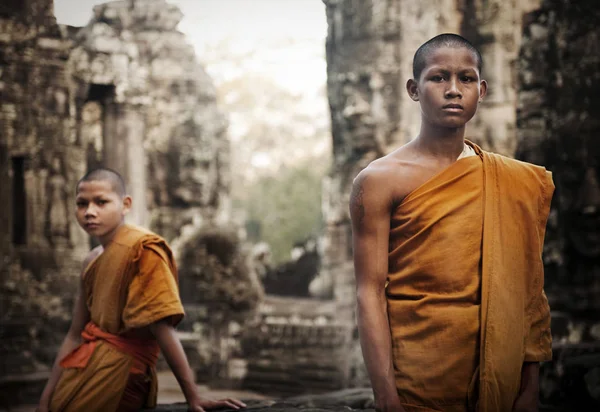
[340,78,376,152]
[166,116,219,208]
[173,143,215,207]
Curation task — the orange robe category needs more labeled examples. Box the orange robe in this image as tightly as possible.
[386,142,553,412]
[50,224,185,412]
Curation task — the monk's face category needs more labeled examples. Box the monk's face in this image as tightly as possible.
[75,180,131,245]
[408,46,487,130]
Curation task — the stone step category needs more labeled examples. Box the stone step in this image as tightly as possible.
[0,371,49,409]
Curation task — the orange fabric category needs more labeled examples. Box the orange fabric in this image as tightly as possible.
[387,153,484,412]
[83,225,184,335]
[385,141,554,412]
[59,322,159,370]
[477,144,554,411]
[50,225,185,412]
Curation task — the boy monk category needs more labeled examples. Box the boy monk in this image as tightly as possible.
[350,34,553,412]
[37,168,246,412]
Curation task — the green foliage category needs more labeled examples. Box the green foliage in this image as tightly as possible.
[238,159,326,264]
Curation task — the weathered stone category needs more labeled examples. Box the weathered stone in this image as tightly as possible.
[240,297,353,396]
[173,224,262,384]
[145,388,572,411]
[68,0,231,232]
[147,396,373,412]
[0,0,233,407]
[0,1,87,408]
[516,1,600,404]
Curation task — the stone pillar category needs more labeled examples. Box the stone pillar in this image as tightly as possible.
[103,102,148,226]
[464,0,541,156]
[125,105,148,226]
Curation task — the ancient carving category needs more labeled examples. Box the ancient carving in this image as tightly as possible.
[517,0,600,297]
[45,157,70,246]
[70,0,231,231]
[177,224,262,314]
[176,224,263,382]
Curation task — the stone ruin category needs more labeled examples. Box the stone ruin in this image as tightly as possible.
[1,0,599,410]
[0,0,238,407]
[0,0,88,406]
[174,224,263,386]
[516,1,600,407]
[68,0,232,235]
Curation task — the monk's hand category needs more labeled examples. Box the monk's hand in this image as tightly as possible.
[188,397,247,411]
[512,390,538,412]
[375,397,407,412]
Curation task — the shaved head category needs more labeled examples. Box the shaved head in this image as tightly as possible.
[77,168,126,197]
[413,33,482,80]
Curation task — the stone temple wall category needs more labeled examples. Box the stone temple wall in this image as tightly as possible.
[68,0,231,242]
[0,0,88,406]
[0,0,233,407]
[516,1,600,406]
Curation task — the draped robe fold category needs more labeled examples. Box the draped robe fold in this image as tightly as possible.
[386,141,553,412]
[50,224,185,412]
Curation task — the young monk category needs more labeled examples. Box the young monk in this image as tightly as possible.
[350,34,553,412]
[37,168,246,412]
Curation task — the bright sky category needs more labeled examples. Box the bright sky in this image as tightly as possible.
[53,0,327,55]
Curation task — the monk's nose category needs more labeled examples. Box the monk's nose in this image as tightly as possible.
[445,79,462,98]
[85,204,98,217]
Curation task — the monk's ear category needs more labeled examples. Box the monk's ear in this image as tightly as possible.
[406,79,419,101]
[478,79,488,103]
[122,195,132,216]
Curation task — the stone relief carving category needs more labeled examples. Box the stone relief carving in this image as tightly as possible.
[45,156,70,246]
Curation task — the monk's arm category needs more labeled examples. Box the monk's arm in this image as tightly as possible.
[38,250,96,410]
[150,319,203,404]
[515,286,550,410]
[350,171,404,412]
[512,362,540,411]
[150,319,245,411]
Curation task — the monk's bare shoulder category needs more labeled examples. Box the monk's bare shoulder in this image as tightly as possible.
[350,146,417,228]
[81,245,103,278]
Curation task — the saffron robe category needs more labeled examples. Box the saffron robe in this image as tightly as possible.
[50,224,185,412]
[386,141,553,412]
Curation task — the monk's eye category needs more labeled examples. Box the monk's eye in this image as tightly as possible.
[431,75,444,82]
[461,76,475,82]
[76,201,87,208]
[97,200,108,205]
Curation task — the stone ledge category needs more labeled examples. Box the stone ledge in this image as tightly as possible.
[144,388,571,412]
[145,388,375,411]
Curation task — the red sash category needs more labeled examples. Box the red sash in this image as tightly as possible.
[60,321,159,372]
